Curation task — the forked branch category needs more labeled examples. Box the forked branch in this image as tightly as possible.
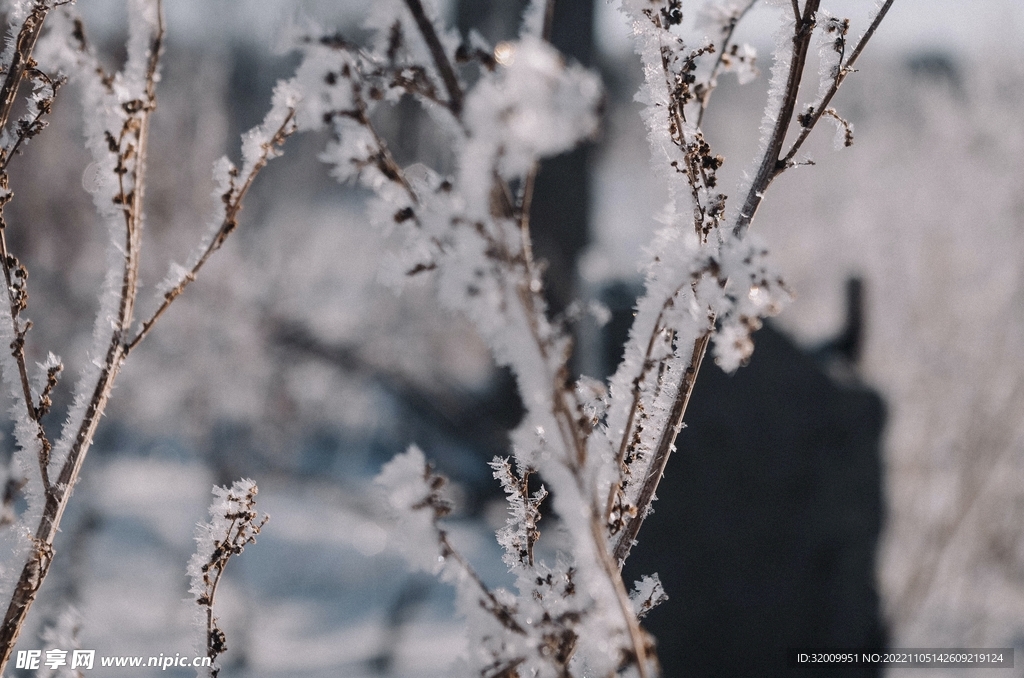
[0,2,295,670]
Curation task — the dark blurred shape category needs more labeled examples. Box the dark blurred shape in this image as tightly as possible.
[598,279,645,379]
[811,276,865,368]
[905,51,962,95]
[528,0,595,316]
[367,575,435,676]
[547,0,595,67]
[609,282,887,677]
[272,321,524,509]
[458,0,596,317]
[456,0,529,45]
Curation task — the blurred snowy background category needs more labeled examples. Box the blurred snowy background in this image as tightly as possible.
[2,0,1024,676]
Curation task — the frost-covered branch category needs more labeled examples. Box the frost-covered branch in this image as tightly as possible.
[0,3,66,513]
[734,0,821,236]
[779,0,895,168]
[0,3,52,133]
[695,0,758,127]
[603,0,892,577]
[291,1,663,672]
[127,98,296,353]
[377,449,531,656]
[241,0,893,674]
[0,1,297,668]
[401,0,463,115]
[736,0,894,235]
[189,480,268,677]
[610,332,711,565]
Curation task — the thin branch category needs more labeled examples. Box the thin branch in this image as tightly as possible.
[0,3,166,669]
[0,217,52,491]
[515,282,588,469]
[733,0,821,237]
[0,69,63,172]
[347,78,419,206]
[778,0,895,168]
[587,506,651,678]
[126,110,296,353]
[604,290,683,526]
[317,53,421,215]
[516,169,539,274]
[191,482,267,676]
[613,330,711,565]
[696,0,758,127]
[510,269,651,675]
[507,223,653,675]
[402,0,463,116]
[0,3,50,132]
[439,532,527,636]
[844,0,895,72]
[0,5,58,500]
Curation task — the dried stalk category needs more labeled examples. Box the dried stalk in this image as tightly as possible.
[735,0,895,236]
[0,3,164,665]
[192,483,267,676]
[615,0,894,569]
[696,0,758,127]
[0,1,294,669]
[401,0,463,115]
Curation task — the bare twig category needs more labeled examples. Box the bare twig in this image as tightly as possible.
[126,110,296,353]
[778,0,895,168]
[696,0,758,127]
[401,0,463,116]
[191,482,268,676]
[734,0,820,237]
[613,331,711,565]
[0,2,165,665]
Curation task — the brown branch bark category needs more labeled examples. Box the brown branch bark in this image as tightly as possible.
[402,0,463,116]
[0,1,164,664]
[734,0,820,237]
[778,0,895,168]
[612,331,710,565]
[0,4,49,132]
[616,0,894,571]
